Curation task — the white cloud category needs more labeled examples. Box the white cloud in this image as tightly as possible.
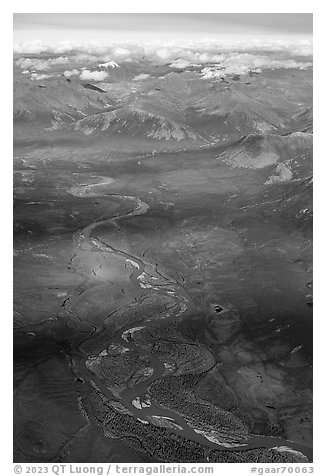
[133,73,151,81]
[16,56,69,71]
[72,53,99,63]
[13,38,312,76]
[200,54,312,79]
[63,69,80,77]
[79,70,108,81]
[169,59,193,69]
[13,38,312,58]
[112,47,130,57]
[30,73,51,81]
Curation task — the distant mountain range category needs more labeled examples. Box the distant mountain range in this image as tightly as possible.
[14,64,312,148]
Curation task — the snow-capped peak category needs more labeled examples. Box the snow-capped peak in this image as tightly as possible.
[98,61,120,69]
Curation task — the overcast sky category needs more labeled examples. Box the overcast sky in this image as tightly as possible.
[14,13,312,44]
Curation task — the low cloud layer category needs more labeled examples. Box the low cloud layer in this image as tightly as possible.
[79,70,108,81]
[13,38,312,58]
[200,54,312,79]
[30,73,52,81]
[63,69,79,78]
[169,59,197,69]
[16,56,70,71]
[14,38,312,80]
[133,73,151,81]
